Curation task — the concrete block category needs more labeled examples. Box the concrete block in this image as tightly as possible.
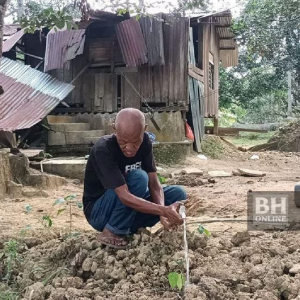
[84,137,100,144]
[65,130,106,145]
[31,159,87,180]
[48,131,67,146]
[47,115,75,124]
[50,123,91,132]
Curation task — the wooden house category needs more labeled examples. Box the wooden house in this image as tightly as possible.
[1,9,238,153]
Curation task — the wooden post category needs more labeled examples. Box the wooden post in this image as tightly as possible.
[287,71,293,117]
[213,117,219,135]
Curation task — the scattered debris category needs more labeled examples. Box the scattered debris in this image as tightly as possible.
[250,155,260,160]
[237,168,266,177]
[197,154,208,160]
[208,171,232,178]
[174,168,204,176]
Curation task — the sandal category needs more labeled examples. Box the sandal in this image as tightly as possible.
[97,233,128,249]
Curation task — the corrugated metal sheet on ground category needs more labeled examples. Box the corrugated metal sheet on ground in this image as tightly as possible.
[115,18,148,67]
[2,29,25,53]
[140,14,165,66]
[0,57,74,131]
[44,29,86,72]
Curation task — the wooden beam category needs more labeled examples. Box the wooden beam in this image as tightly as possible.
[219,37,235,40]
[205,126,268,136]
[213,117,219,135]
[189,64,204,76]
[215,24,231,28]
[188,69,204,82]
[114,67,138,74]
[219,47,236,50]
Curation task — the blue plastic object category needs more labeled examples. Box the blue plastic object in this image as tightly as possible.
[146,132,156,143]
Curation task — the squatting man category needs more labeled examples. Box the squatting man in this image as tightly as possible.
[83,108,187,248]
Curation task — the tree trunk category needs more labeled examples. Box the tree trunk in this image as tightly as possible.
[0,0,8,95]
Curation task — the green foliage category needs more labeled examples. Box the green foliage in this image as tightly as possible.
[227,132,275,147]
[198,224,211,237]
[168,272,185,291]
[232,0,300,104]
[3,239,20,282]
[19,6,77,33]
[157,174,166,184]
[0,289,18,300]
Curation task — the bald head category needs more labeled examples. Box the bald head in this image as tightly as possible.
[115,108,145,135]
[113,108,146,157]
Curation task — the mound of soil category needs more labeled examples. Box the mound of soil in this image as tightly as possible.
[2,229,300,300]
[269,120,300,152]
[201,136,241,159]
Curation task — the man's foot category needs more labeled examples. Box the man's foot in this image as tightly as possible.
[97,228,128,249]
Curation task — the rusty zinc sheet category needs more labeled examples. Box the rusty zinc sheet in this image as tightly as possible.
[115,18,148,67]
[0,57,74,131]
[2,29,25,52]
[139,14,165,66]
[44,29,86,72]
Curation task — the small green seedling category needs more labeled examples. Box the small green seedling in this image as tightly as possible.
[53,195,82,234]
[42,215,53,228]
[24,204,32,214]
[198,224,211,237]
[168,272,186,291]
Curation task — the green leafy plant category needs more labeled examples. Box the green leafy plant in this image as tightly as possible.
[0,289,18,300]
[2,239,20,282]
[198,224,211,237]
[19,6,77,33]
[168,272,185,291]
[24,204,32,214]
[42,215,53,228]
[53,194,82,234]
[157,174,166,184]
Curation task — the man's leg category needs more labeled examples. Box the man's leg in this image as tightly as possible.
[130,185,187,234]
[89,169,149,235]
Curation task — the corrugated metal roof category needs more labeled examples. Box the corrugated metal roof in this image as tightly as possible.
[2,29,25,53]
[3,25,21,36]
[115,18,148,67]
[0,57,74,131]
[44,30,86,72]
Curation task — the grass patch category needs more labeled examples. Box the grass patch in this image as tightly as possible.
[226,132,275,147]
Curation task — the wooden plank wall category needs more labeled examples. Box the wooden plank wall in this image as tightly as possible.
[121,73,141,109]
[135,15,189,107]
[200,18,220,118]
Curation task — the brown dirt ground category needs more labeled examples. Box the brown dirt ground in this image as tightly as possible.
[1,150,300,237]
[2,149,300,299]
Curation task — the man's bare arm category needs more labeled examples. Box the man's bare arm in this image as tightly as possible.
[114,184,182,225]
[148,172,164,206]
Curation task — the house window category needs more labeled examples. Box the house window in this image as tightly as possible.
[209,62,214,90]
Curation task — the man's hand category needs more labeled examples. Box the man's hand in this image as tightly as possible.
[162,202,183,226]
[160,216,173,231]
